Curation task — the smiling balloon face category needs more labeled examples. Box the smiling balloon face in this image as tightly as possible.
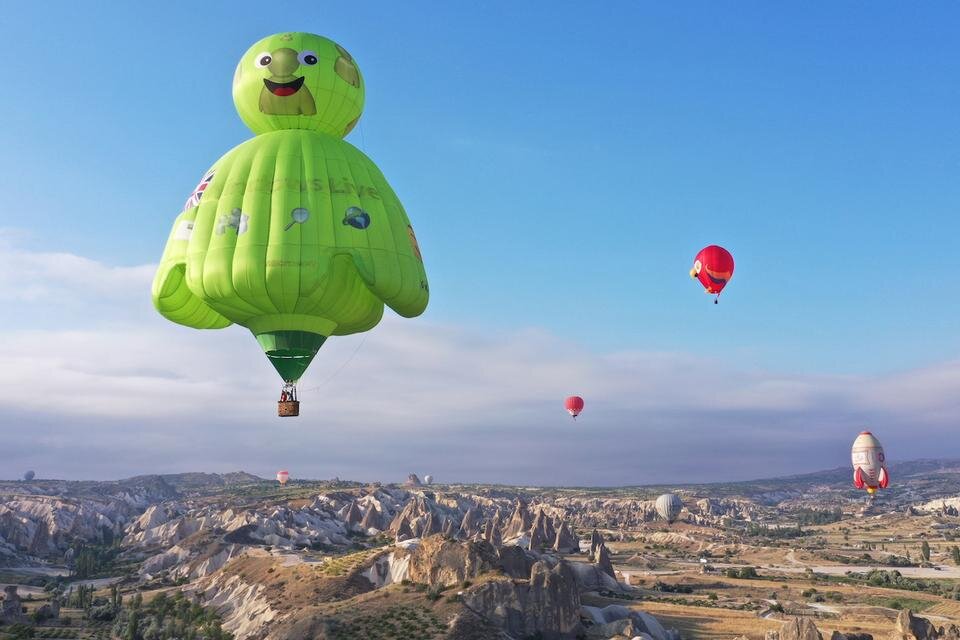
[233,32,364,137]
[691,245,735,297]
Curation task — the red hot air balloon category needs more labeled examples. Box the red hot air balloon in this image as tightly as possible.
[564,396,584,419]
[276,470,290,486]
[690,245,735,303]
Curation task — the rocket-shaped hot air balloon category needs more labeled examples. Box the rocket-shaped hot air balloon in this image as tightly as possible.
[690,245,734,303]
[152,33,428,417]
[276,470,290,486]
[564,396,584,419]
[851,431,889,498]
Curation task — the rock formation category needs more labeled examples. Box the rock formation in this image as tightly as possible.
[581,604,677,640]
[459,505,481,539]
[594,542,615,579]
[1,585,24,622]
[497,544,536,579]
[461,559,582,639]
[529,523,548,551]
[407,535,501,586]
[425,511,444,537]
[756,609,958,640]
[395,517,414,542]
[586,529,615,578]
[529,509,557,551]
[359,505,382,531]
[890,609,960,639]
[588,529,602,558]
[553,520,578,553]
[765,617,823,640]
[503,499,532,539]
[442,517,456,538]
[482,518,494,545]
[343,501,362,528]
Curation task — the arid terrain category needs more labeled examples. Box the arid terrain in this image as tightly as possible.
[3,461,960,639]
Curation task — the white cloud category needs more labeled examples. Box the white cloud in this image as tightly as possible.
[1,236,960,485]
[0,230,154,303]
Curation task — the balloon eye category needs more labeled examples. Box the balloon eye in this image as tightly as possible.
[694,260,702,274]
[255,52,272,68]
[298,50,318,66]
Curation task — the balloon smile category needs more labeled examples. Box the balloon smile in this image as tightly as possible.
[264,77,305,97]
[705,271,730,285]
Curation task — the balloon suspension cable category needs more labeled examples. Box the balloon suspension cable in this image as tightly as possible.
[714,294,720,304]
[302,334,369,394]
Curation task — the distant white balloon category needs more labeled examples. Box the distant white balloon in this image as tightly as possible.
[424,475,434,485]
[656,493,683,524]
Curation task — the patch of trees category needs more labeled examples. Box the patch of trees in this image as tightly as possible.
[652,581,694,594]
[793,508,843,526]
[745,524,805,539]
[111,590,233,640]
[724,566,759,579]
[70,544,121,579]
[846,569,960,600]
[821,552,914,567]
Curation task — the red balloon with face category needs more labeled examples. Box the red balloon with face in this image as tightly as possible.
[691,245,735,299]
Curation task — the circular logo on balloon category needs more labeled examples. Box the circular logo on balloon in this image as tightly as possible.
[284,207,310,231]
[343,206,371,229]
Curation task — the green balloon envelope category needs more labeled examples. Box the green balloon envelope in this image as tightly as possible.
[152,33,428,384]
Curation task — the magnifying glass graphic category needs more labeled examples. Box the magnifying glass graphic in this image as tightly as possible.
[284,207,310,231]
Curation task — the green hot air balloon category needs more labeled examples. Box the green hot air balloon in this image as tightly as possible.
[152,33,429,416]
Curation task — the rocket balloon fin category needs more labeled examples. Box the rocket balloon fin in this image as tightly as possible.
[853,467,865,489]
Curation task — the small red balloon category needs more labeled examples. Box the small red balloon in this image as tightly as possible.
[691,245,735,298]
[564,396,584,419]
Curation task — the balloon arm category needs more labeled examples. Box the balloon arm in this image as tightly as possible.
[151,210,232,329]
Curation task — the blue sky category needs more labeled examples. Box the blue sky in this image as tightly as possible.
[1,3,959,483]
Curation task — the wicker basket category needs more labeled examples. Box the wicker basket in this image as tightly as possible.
[278,400,300,417]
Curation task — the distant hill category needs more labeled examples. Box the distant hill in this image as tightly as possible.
[6,460,960,499]
[0,471,266,500]
[665,458,960,505]
[124,471,265,494]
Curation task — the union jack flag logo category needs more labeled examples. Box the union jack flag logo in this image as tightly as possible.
[183,170,215,211]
